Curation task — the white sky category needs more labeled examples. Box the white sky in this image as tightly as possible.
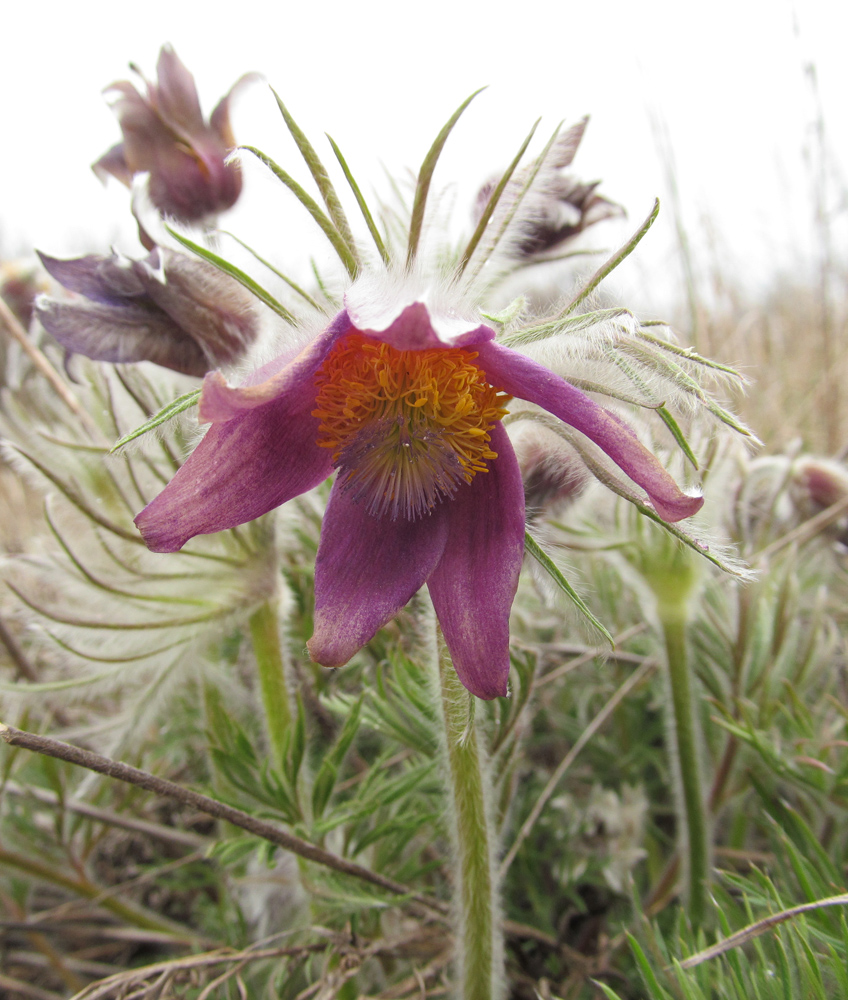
[3,0,847,316]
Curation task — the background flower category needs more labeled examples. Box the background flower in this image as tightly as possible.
[93,44,255,224]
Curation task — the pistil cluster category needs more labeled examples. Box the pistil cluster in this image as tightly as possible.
[313,334,510,520]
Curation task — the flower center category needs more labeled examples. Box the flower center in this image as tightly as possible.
[313,333,511,520]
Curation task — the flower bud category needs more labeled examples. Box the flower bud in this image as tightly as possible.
[36,246,259,377]
[511,423,590,519]
[93,45,256,223]
[791,456,848,544]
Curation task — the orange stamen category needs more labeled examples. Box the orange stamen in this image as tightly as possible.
[313,334,511,519]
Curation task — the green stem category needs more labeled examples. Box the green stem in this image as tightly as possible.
[435,645,503,1000]
[660,606,710,927]
[249,598,293,769]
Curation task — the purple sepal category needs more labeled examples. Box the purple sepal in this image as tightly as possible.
[475,341,704,522]
[134,377,333,552]
[308,484,450,667]
[345,293,496,351]
[199,311,353,422]
[37,250,144,306]
[427,424,525,699]
[36,295,208,376]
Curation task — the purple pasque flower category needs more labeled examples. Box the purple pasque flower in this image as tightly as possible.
[36,247,258,377]
[134,282,703,699]
[93,45,254,223]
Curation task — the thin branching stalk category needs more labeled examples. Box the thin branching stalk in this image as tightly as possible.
[434,643,504,1000]
[0,723,447,917]
[248,598,293,769]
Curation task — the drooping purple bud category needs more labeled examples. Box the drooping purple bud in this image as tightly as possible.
[92,45,257,224]
[791,456,848,545]
[36,247,259,377]
[511,424,590,519]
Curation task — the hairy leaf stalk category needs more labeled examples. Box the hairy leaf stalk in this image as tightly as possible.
[435,645,504,1000]
[249,597,293,769]
[660,601,710,927]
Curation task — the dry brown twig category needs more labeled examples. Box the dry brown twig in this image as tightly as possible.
[0,722,448,918]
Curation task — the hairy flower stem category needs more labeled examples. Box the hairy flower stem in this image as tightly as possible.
[249,598,293,770]
[435,645,503,1000]
[660,604,710,927]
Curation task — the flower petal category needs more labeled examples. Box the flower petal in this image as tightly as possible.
[37,250,145,306]
[308,483,450,668]
[134,377,332,552]
[210,72,262,148]
[36,296,209,377]
[345,280,495,349]
[198,310,353,423]
[150,44,205,140]
[475,342,703,522]
[427,423,526,699]
[92,141,132,188]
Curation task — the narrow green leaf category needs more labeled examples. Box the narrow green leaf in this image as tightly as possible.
[240,145,359,278]
[621,339,760,440]
[221,231,324,311]
[562,198,660,315]
[110,389,201,453]
[456,117,541,277]
[165,227,298,325]
[465,121,563,284]
[627,933,673,999]
[657,405,699,469]
[406,89,486,269]
[639,324,749,379]
[590,982,626,1000]
[524,530,614,644]
[6,581,228,631]
[271,88,359,266]
[45,629,192,664]
[326,134,390,265]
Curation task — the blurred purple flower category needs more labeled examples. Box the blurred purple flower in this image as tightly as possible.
[1,261,47,329]
[134,288,703,699]
[36,247,258,377]
[93,44,255,223]
[475,118,623,261]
